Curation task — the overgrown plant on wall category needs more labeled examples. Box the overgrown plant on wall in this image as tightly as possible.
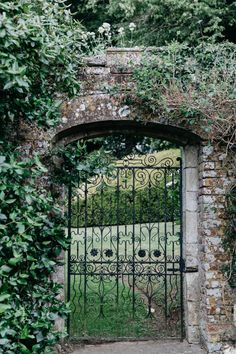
[132,43,236,150]
[0,1,86,353]
[0,149,70,353]
[0,0,84,132]
[131,42,236,287]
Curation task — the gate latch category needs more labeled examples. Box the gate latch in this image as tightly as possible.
[180,259,198,273]
[184,266,199,273]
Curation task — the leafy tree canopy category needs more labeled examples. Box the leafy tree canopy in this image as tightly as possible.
[70,0,236,45]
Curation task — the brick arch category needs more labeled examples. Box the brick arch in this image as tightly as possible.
[53,119,201,146]
[53,115,201,344]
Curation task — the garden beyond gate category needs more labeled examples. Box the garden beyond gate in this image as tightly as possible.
[67,153,184,340]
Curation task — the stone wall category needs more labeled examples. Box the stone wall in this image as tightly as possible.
[54,49,236,352]
[19,48,235,353]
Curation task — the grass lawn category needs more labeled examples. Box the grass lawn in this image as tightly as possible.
[69,221,180,263]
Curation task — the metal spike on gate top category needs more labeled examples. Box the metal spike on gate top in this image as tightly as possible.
[67,153,184,340]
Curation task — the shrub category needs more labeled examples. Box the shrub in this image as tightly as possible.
[0,151,70,353]
[72,179,180,227]
[0,1,84,352]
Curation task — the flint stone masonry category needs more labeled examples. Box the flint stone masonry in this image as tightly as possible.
[19,48,235,353]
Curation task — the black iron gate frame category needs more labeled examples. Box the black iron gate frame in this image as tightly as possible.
[67,155,184,340]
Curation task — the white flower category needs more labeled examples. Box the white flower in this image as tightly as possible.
[129,22,136,31]
[88,32,95,38]
[102,22,111,31]
[81,32,88,40]
[98,26,105,34]
[118,27,125,36]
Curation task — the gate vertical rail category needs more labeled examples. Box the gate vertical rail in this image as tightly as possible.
[178,157,185,341]
[132,169,135,318]
[67,178,72,335]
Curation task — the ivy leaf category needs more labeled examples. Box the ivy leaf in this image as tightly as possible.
[0,304,11,314]
[0,213,7,221]
[3,80,16,90]
[20,326,30,339]
[36,332,44,343]
[0,294,11,302]
[17,223,25,234]
[17,278,28,285]
[8,257,23,266]
[0,191,5,200]
[0,156,6,164]
[15,77,29,90]
[25,195,32,204]
[19,344,32,354]
[0,265,12,274]
[0,338,10,345]
[5,199,16,204]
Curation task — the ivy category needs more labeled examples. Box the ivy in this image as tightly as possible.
[0,149,70,353]
[0,1,85,352]
[0,0,84,132]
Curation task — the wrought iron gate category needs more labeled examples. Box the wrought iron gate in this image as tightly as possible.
[67,154,184,339]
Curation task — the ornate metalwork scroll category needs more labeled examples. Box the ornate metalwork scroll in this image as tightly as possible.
[67,155,184,340]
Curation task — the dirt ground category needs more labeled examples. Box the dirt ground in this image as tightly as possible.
[68,340,206,354]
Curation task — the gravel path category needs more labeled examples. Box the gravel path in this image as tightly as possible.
[71,340,206,354]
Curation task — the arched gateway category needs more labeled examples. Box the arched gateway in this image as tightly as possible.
[44,49,234,352]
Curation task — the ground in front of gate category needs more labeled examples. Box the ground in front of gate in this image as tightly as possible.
[70,340,206,354]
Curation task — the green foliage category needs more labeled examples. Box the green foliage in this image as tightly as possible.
[72,0,236,46]
[0,1,85,352]
[132,42,236,142]
[97,135,175,159]
[56,136,175,185]
[0,0,83,131]
[54,140,114,187]
[72,181,180,227]
[0,149,70,353]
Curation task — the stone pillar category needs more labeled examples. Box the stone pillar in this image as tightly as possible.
[183,145,200,343]
[198,144,235,353]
